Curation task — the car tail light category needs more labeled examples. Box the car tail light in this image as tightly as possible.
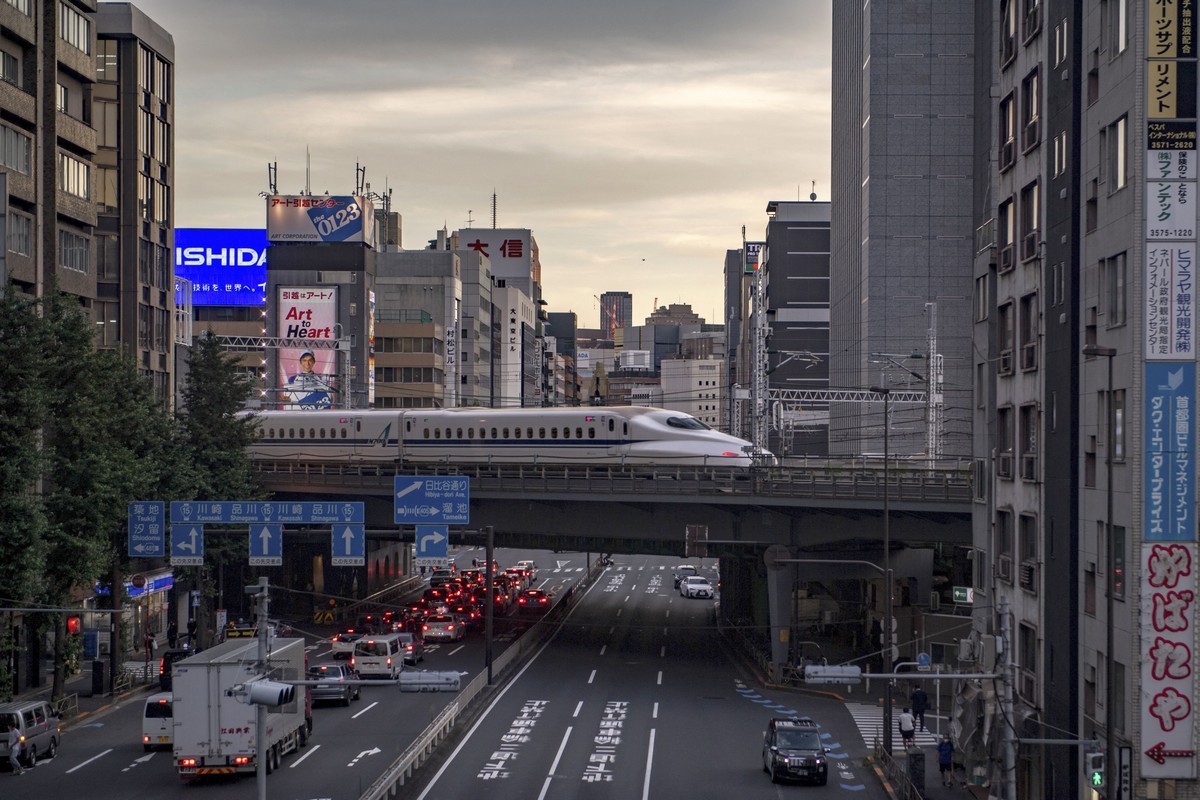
[180,757,198,767]
[349,656,356,668]
[234,756,251,766]
[386,656,393,667]
[143,734,151,744]
[159,657,167,676]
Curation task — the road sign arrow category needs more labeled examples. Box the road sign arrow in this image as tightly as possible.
[419,529,445,551]
[1145,741,1196,764]
[177,528,198,553]
[395,480,423,499]
[341,527,356,554]
[258,526,273,550]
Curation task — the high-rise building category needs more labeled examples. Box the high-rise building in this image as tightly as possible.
[95,3,175,402]
[599,290,632,338]
[830,2,974,459]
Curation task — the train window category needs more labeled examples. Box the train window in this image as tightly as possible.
[434,428,441,439]
[289,428,295,439]
[445,428,452,439]
[424,428,430,439]
[491,427,498,439]
[319,428,326,439]
[406,420,411,432]
[267,428,275,439]
[588,427,595,439]
[341,428,347,439]
[478,427,486,439]
[514,427,521,439]
[608,419,615,432]
[526,427,533,439]
[538,427,546,439]
[563,427,570,439]
[298,428,306,439]
[551,427,558,438]
[309,428,315,439]
[456,428,463,439]
[667,416,711,431]
[623,422,628,434]
[576,427,583,439]
[467,428,474,439]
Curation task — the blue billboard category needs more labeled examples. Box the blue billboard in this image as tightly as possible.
[1145,361,1196,542]
[174,228,268,306]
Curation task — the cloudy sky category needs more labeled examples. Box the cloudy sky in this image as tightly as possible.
[133,0,833,327]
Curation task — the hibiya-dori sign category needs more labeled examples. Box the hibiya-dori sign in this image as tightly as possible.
[277,287,338,409]
[266,195,375,247]
[173,228,268,307]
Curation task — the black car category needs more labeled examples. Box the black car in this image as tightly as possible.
[157,648,191,691]
[762,717,828,785]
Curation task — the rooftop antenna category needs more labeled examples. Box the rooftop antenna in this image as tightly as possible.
[305,146,311,195]
[466,209,474,227]
[809,180,818,202]
[355,162,367,195]
[491,190,497,229]
[267,162,277,195]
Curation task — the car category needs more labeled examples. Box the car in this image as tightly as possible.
[680,575,715,599]
[422,614,465,641]
[0,700,60,768]
[447,601,482,631]
[308,663,361,706]
[429,567,457,587]
[504,567,530,590]
[673,564,700,588]
[762,717,828,785]
[517,589,551,613]
[330,627,365,658]
[394,631,425,664]
[515,559,537,577]
[157,647,191,691]
[142,693,173,751]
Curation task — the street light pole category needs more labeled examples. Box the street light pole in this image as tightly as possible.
[1083,344,1117,796]
[870,385,894,754]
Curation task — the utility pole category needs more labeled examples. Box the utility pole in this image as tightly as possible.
[252,577,269,800]
[999,594,1016,800]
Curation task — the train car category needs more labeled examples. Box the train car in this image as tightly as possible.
[247,406,771,467]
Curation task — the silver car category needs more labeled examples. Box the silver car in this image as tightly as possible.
[422,614,465,642]
[680,575,715,599]
[307,663,360,706]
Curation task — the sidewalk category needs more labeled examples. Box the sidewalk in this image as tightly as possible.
[15,659,157,732]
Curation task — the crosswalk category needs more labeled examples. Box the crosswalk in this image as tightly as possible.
[845,702,941,753]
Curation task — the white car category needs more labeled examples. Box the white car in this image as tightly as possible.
[680,575,715,599]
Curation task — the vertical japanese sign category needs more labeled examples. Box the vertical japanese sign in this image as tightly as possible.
[1145,244,1196,358]
[277,286,338,409]
[1144,362,1195,543]
[1140,542,1198,778]
[368,290,376,405]
[444,296,459,408]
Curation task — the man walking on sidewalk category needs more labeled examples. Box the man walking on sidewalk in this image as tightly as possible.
[7,721,23,775]
[937,733,955,787]
[911,685,929,731]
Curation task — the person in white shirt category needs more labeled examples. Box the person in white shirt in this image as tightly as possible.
[897,707,916,748]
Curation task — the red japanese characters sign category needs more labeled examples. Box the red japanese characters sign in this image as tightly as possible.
[1141,542,1198,778]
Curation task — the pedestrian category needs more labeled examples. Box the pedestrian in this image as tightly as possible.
[7,721,22,775]
[911,685,929,731]
[167,620,178,649]
[897,707,916,748]
[937,733,955,786]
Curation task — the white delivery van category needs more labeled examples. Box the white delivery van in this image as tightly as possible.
[352,633,403,680]
[142,692,173,751]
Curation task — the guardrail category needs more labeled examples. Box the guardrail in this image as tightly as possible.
[359,560,602,800]
[873,741,927,799]
[52,693,78,719]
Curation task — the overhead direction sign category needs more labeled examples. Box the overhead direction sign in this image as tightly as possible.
[171,524,205,566]
[128,501,165,558]
[170,501,363,525]
[394,476,470,525]
[331,524,365,566]
[415,524,450,568]
[249,524,283,566]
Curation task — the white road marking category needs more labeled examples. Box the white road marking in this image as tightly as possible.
[641,728,657,800]
[656,670,663,686]
[573,701,584,717]
[538,726,573,800]
[652,702,659,719]
[588,669,597,684]
[352,700,379,719]
[660,645,665,657]
[66,748,113,773]
[289,743,320,767]
[600,644,607,656]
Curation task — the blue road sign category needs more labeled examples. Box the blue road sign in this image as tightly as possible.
[415,524,450,567]
[249,523,283,566]
[331,524,365,566]
[394,476,470,525]
[128,501,165,558]
[171,523,205,566]
[170,501,364,525]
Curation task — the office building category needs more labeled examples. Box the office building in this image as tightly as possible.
[599,290,632,338]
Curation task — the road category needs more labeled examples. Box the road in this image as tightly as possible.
[22,552,889,800]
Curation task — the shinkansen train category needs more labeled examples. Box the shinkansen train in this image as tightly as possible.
[247,406,772,467]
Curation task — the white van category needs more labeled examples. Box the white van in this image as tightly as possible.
[142,692,173,751]
[352,633,403,680]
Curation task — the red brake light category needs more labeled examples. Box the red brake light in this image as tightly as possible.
[181,757,198,767]
[234,756,251,766]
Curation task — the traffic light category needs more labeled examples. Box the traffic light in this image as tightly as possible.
[1085,750,1106,791]
[66,616,81,635]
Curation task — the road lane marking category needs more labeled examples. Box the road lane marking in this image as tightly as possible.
[290,743,320,767]
[573,701,584,718]
[652,702,659,719]
[600,644,607,655]
[588,669,597,684]
[537,726,574,800]
[641,728,656,800]
[66,748,112,773]
[352,700,379,719]
[656,670,663,686]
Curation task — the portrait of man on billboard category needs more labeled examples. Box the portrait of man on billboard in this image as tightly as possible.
[283,349,333,409]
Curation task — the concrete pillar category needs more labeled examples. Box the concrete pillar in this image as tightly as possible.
[764,544,795,682]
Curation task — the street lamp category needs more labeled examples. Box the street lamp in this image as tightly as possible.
[1082,344,1117,794]
[870,385,895,754]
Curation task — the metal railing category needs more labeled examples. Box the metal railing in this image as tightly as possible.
[874,740,927,800]
[51,693,78,720]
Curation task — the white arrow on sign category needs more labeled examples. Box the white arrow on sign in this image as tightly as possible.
[258,526,273,552]
[340,527,356,555]
[397,505,438,518]
[419,529,445,552]
[177,528,199,553]
[395,480,423,499]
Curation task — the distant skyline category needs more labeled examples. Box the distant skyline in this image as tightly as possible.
[133,0,833,326]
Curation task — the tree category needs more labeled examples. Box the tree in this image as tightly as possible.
[0,289,50,698]
[175,330,262,648]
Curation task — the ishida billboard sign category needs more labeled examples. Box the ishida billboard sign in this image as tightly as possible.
[174,228,268,306]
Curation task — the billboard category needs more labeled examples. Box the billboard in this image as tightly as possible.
[266,195,375,247]
[277,286,338,409]
[174,228,268,306]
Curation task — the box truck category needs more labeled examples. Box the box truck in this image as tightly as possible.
[171,636,309,779]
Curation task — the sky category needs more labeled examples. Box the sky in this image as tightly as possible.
[133,0,833,327]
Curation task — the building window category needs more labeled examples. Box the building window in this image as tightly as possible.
[3,0,30,14]
[1021,0,1041,41]
[1021,67,1040,151]
[1112,524,1125,599]
[999,198,1015,271]
[7,211,30,256]
[1102,116,1128,191]
[1054,18,1068,66]
[57,151,90,199]
[96,235,117,280]
[1019,293,1038,370]
[94,300,118,346]
[58,2,92,55]
[1000,0,1016,65]
[1052,130,1066,178]
[0,51,17,87]
[997,408,1014,478]
[0,125,30,175]
[94,100,117,148]
[58,229,89,273]
[95,38,117,82]
[1102,252,1127,326]
[998,301,1015,374]
[56,82,67,113]
[1020,181,1039,261]
[1113,388,1125,461]
[1019,513,1038,563]
[997,508,1014,571]
[1105,0,1128,56]
[137,303,150,348]
[999,93,1016,170]
[1019,403,1038,479]
[154,243,168,287]
[1018,622,1038,675]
